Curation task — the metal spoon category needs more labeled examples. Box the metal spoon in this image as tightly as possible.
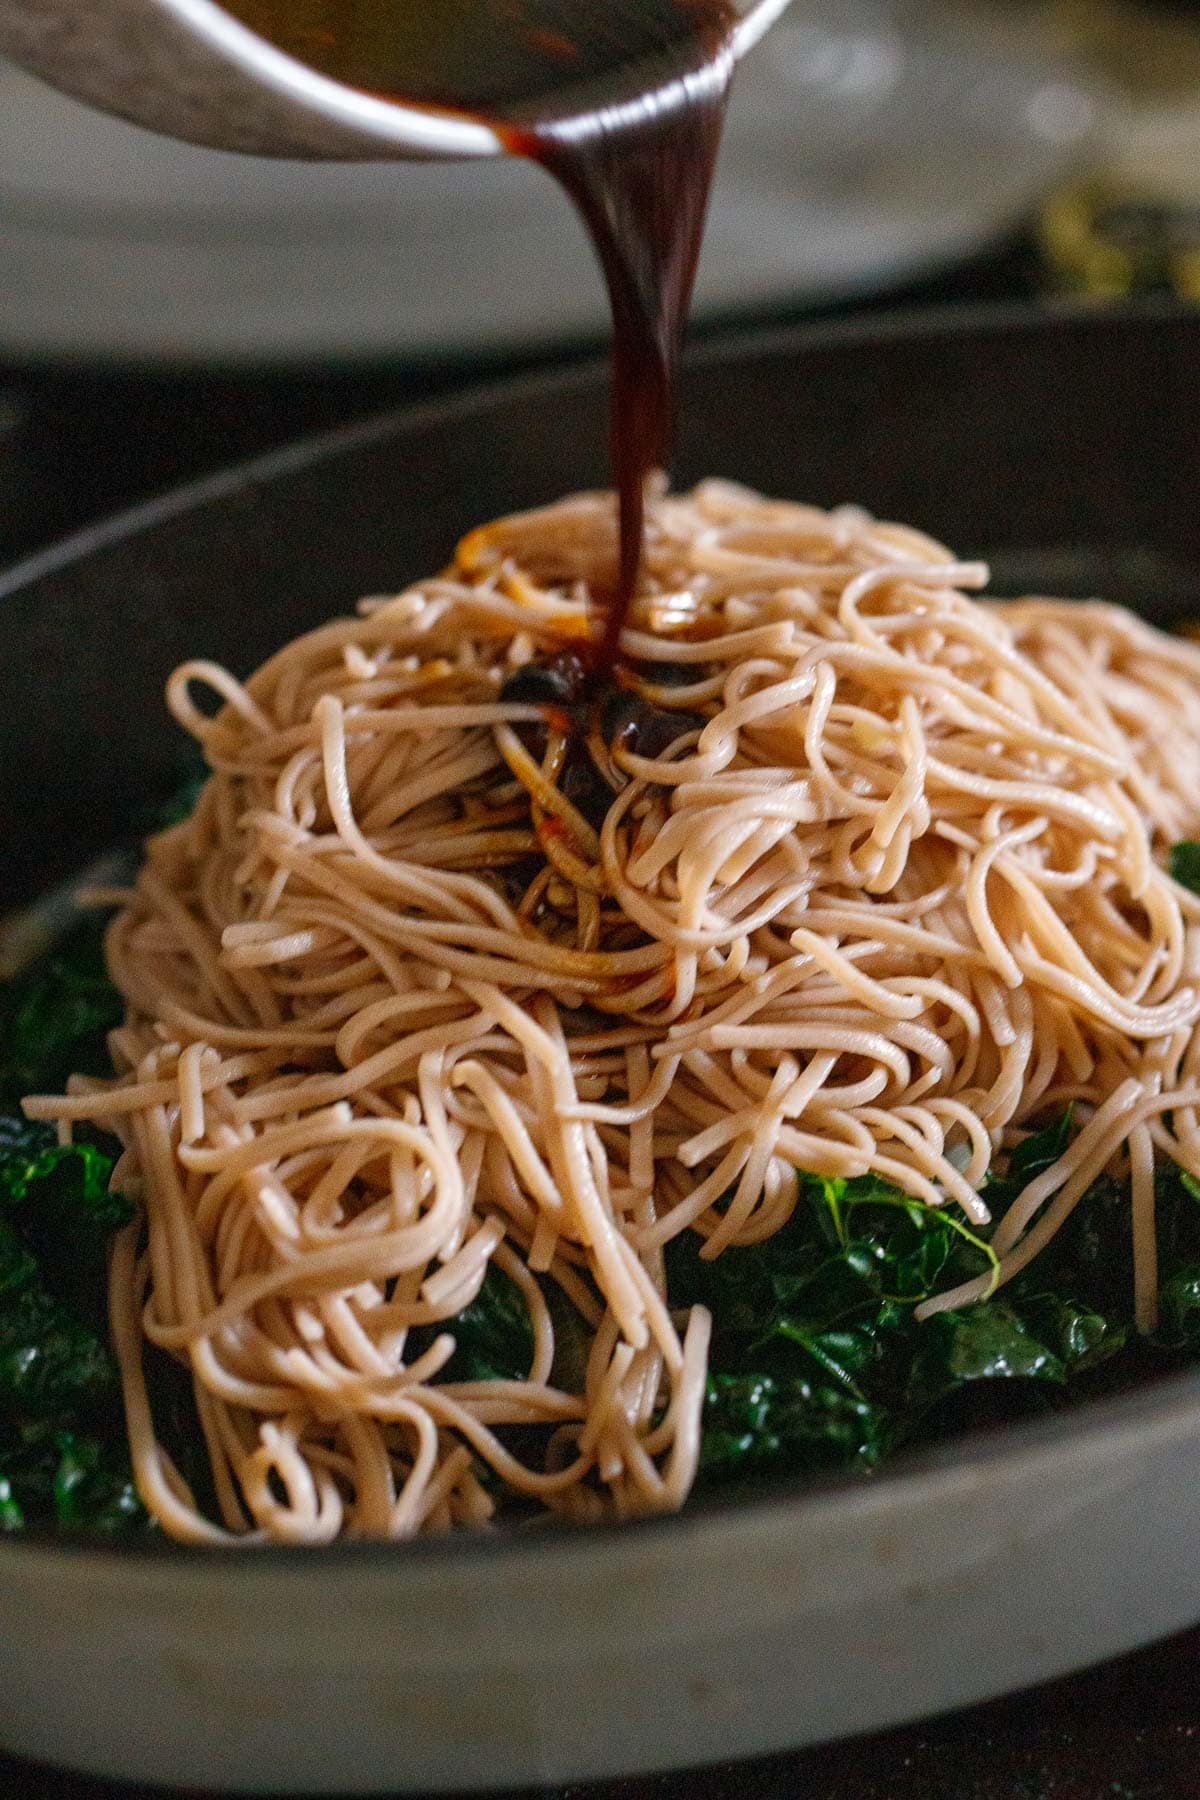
[0,0,793,162]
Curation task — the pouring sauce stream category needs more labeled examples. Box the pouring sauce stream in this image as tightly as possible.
[222,0,739,676]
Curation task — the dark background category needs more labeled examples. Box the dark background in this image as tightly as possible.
[0,235,1038,571]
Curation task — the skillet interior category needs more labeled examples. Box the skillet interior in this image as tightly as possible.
[4,296,1200,1538]
[2,304,1200,1791]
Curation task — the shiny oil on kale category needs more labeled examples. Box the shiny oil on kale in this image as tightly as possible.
[672,1103,1200,1497]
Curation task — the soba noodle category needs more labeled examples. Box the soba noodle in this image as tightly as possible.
[25,481,1200,1543]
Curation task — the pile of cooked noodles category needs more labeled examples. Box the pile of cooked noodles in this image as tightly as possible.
[25,481,1200,1543]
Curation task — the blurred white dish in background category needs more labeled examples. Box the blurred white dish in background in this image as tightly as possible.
[0,0,1096,364]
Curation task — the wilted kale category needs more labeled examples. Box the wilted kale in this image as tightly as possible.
[0,917,123,1113]
[438,1262,534,1384]
[1169,840,1200,894]
[433,1097,1200,1502]
[425,1077,1159,1494]
[700,1371,889,1479]
[0,1120,132,1321]
[424,1264,602,1503]
[0,774,226,1535]
[0,1120,141,1533]
[670,1171,1000,1487]
[5,831,1200,1531]
[674,1102,1200,1494]
[0,915,147,1533]
[0,1423,141,1535]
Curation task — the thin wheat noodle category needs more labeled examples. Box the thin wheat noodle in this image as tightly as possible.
[27,483,1200,1541]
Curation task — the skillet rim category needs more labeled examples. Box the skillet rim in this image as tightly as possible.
[4,294,1200,1569]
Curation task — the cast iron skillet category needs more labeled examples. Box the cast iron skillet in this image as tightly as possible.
[1,305,1199,1795]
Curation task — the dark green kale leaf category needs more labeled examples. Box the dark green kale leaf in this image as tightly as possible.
[666,1197,830,1342]
[665,1174,961,1361]
[0,1133,131,1324]
[675,1119,1173,1488]
[1006,1108,1075,1184]
[441,1262,534,1384]
[1169,840,1200,894]
[1141,1079,1200,1305]
[1150,1164,1200,1277]
[413,1267,566,1513]
[0,916,123,1110]
[698,1371,888,1485]
[48,1429,142,1531]
[0,1422,140,1535]
[0,776,209,1536]
[904,1300,1065,1415]
[0,1284,118,1414]
[0,1123,133,1416]
[1007,1159,1200,1335]
[0,1086,142,1530]
[669,1175,956,1478]
[974,1109,1074,1228]
[1153,1264,1200,1349]
[1017,1293,1125,1371]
